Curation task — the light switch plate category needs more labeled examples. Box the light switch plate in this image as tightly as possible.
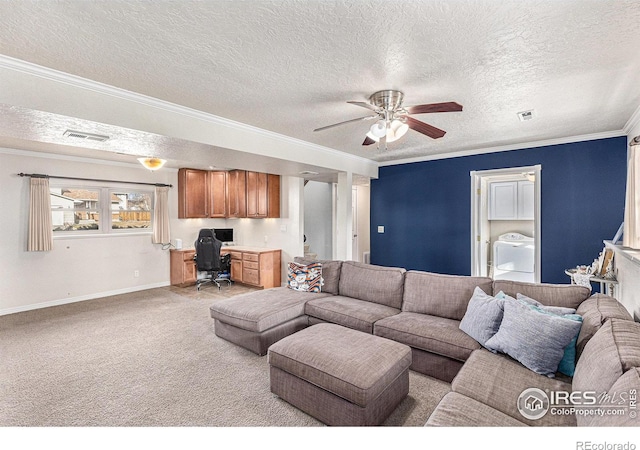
[377,226,385,233]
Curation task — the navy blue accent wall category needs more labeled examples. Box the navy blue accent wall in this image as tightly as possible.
[370,137,627,284]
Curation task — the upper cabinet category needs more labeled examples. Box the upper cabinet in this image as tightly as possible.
[178,168,279,219]
[246,172,280,218]
[209,171,228,218]
[489,180,534,220]
[226,170,247,218]
[178,168,209,218]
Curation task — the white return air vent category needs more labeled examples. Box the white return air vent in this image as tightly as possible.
[63,130,110,142]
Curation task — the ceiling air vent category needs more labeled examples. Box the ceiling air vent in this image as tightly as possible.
[63,130,110,142]
[517,110,535,122]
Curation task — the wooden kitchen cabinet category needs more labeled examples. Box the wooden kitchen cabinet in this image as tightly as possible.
[246,172,280,218]
[170,249,197,286]
[226,170,247,218]
[178,168,209,218]
[210,170,228,218]
[222,247,281,289]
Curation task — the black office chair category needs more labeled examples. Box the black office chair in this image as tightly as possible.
[194,229,231,290]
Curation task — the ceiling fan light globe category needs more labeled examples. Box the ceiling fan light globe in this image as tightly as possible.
[386,120,409,143]
[365,131,380,142]
[137,157,167,170]
[370,121,387,138]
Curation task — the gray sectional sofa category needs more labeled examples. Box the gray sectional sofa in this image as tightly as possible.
[209,259,640,426]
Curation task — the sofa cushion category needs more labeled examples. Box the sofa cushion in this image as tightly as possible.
[402,271,493,320]
[374,312,481,362]
[484,298,583,377]
[578,367,640,427]
[305,296,400,334]
[452,349,575,426]
[287,261,323,292]
[267,323,412,407]
[209,287,331,333]
[493,280,590,309]
[426,392,526,427]
[575,294,634,360]
[294,257,343,295]
[337,261,406,309]
[459,286,507,347]
[573,319,640,397]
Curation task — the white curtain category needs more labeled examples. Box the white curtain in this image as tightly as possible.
[28,177,53,252]
[153,186,170,244]
[623,143,640,249]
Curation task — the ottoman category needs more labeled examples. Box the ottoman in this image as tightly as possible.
[268,323,412,426]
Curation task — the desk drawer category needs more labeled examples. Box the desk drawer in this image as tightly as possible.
[243,268,260,285]
[228,251,242,261]
[243,261,259,270]
[243,253,259,262]
[182,250,195,261]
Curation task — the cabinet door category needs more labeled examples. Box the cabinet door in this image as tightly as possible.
[230,259,243,283]
[226,170,246,218]
[489,181,518,220]
[246,171,268,218]
[178,168,209,218]
[210,171,228,218]
[517,181,535,220]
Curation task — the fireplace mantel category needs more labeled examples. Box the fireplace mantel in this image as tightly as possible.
[604,240,640,321]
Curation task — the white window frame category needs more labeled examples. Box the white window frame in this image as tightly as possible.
[50,182,154,238]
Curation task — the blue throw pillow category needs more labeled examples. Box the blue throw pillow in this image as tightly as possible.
[485,298,583,377]
[459,287,508,347]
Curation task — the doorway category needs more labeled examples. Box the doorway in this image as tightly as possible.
[303,180,333,260]
[470,165,541,283]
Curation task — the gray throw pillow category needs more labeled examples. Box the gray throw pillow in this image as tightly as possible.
[459,287,507,347]
[485,298,583,377]
[517,293,576,315]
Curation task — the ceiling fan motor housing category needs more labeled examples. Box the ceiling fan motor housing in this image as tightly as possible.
[369,90,405,111]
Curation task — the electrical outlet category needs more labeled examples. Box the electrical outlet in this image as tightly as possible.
[134,270,139,278]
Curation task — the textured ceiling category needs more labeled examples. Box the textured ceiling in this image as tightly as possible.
[0,0,639,168]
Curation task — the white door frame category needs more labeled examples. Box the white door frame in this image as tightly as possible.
[470,165,542,283]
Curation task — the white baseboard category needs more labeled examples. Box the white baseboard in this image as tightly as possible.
[0,282,171,316]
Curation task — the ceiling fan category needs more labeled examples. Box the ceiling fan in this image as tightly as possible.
[314,90,462,148]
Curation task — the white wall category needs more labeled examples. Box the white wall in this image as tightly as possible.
[0,149,304,315]
[356,184,370,262]
[303,181,333,260]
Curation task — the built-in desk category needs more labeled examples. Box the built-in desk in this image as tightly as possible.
[221,246,282,289]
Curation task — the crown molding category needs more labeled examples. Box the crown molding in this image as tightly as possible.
[623,103,640,137]
[0,54,376,168]
[378,130,626,167]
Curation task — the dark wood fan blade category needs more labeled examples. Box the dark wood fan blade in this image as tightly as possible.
[405,102,463,115]
[362,136,376,146]
[405,116,446,139]
[314,115,378,132]
[347,101,377,111]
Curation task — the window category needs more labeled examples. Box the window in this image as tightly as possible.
[50,185,153,235]
[110,191,152,231]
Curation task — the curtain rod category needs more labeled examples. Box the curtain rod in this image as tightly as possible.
[17,173,172,188]
[632,136,640,145]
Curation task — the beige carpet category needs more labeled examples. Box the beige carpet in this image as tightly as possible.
[0,284,450,427]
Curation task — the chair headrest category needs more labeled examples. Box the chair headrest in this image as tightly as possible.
[197,229,215,239]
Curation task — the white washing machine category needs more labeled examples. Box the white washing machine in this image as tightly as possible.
[492,232,535,283]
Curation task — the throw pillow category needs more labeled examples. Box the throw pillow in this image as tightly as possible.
[517,293,576,315]
[459,287,508,347]
[287,262,323,293]
[484,298,584,377]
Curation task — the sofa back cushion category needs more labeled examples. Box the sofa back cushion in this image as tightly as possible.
[575,294,634,361]
[294,257,343,295]
[402,271,493,320]
[573,319,640,399]
[492,280,590,309]
[337,261,406,309]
